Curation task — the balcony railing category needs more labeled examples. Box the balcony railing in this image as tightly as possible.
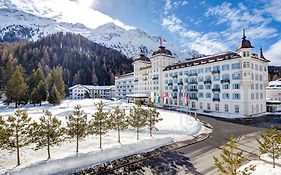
[178,81,183,86]
[168,82,173,86]
[173,95,177,99]
[204,80,212,84]
[152,77,159,80]
[189,88,198,92]
[190,97,198,100]
[221,79,230,84]
[212,98,220,102]
[172,75,178,79]
[212,70,220,74]
[189,72,198,77]
[172,88,178,92]
[134,79,138,82]
[189,81,198,85]
[212,88,221,93]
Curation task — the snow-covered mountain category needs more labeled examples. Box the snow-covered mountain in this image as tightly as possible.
[0,0,202,59]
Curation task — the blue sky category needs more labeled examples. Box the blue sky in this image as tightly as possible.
[91,0,281,65]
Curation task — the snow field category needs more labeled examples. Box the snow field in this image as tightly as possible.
[0,99,205,175]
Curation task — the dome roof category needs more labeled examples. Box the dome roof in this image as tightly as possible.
[135,54,150,62]
[152,46,173,56]
[238,30,254,49]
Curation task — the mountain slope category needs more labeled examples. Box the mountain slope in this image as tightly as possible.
[0,0,202,59]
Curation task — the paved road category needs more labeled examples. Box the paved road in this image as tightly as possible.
[108,114,266,175]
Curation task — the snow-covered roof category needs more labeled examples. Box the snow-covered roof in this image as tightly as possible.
[69,84,115,90]
[267,79,281,88]
[126,94,148,98]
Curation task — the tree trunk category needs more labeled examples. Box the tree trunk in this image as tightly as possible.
[150,116,152,137]
[99,119,102,149]
[273,146,275,168]
[16,130,20,166]
[118,126,120,143]
[76,135,79,155]
[15,101,17,108]
[47,124,50,159]
[137,127,139,140]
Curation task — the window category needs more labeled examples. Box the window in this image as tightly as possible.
[192,102,196,108]
[232,84,241,89]
[198,85,204,90]
[205,67,212,73]
[179,71,183,76]
[206,85,211,89]
[243,52,246,57]
[251,93,254,100]
[223,93,230,99]
[256,93,259,100]
[260,84,263,90]
[199,93,204,98]
[222,84,229,89]
[222,64,230,71]
[213,65,220,71]
[251,84,254,90]
[165,73,168,77]
[215,104,220,111]
[233,93,241,100]
[259,75,263,81]
[243,62,246,68]
[256,84,259,90]
[200,102,203,109]
[259,66,262,71]
[231,63,241,70]
[232,73,241,80]
[198,68,204,74]
[222,74,230,80]
[207,103,210,110]
[260,93,263,99]
[235,105,240,113]
[206,93,212,98]
[225,105,229,112]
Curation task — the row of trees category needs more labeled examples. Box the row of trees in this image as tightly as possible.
[3,63,65,107]
[214,128,281,175]
[0,101,161,166]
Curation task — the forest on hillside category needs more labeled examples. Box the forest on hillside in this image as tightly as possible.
[268,66,281,81]
[0,32,133,88]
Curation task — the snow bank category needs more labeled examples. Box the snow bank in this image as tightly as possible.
[8,137,173,175]
[238,160,281,175]
[260,153,281,165]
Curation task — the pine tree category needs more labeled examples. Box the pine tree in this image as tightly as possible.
[128,103,147,140]
[49,66,65,98]
[37,80,47,105]
[4,110,31,166]
[31,88,40,106]
[65,105,88,155]
[213,136,248,175]
[5,65,29,108]
[3,57,14,86]
[31,110,64,159]
[89,101,110,149]
[146,102,162,137]
[257,128,281,168]
[0,116,8,147]
[48,85,61,105]
[109,106,128,143]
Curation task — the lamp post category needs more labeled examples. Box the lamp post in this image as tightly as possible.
[179,81,183,126]
[168,83,173,111]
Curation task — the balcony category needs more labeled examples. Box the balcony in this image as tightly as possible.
[204,80,212,84]
[172,88,178,92]
[221,79,230,84]
[212,70,220,74]
[178,81,183,86]
[190,96,198,100]
[189,72,198,77]
[189,88,198,92]
[172,75,178,79]
[152,77,159,80]
[134,79,138,82]
[168,82,173,86]
[143,78,147,81]
[189,80,198,85]
[212,88,221,93]
[212,98,220,102]
[173,95,177,99]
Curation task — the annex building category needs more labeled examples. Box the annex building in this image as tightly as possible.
[115,31,269,117]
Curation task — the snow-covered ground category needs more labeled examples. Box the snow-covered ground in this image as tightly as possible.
[239,153,281,175]
[238,160,281,175]
[0,99,207,175]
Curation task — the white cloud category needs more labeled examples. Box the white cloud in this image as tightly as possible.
[265,0,281,22]
[7,0,135,30]
[265,39,281,66]
[164,0,189,14]
[161,14,228,54]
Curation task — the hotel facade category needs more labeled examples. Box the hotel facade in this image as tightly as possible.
[115,32,269,116]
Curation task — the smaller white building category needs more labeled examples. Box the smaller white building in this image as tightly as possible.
[266,79,281,112]
[69,84,115,100]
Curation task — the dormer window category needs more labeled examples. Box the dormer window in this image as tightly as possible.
[243,51,246,57]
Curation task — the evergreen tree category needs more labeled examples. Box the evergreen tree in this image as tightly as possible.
[37,80,47,105]
[31,88,40,106]
[48,85,61,105]
[128,103,147,140]
[89,101,110,149]
[65,105,88,155]
[0,116,8,147]
[257,128,281,168]
[49,66,65,98]
[146,102,162,137]
[213,136,250,175]
[31,110,64,159]
[109,106,128,143]
[3,57,14,86]
[3,110,31,166]
[4,65,29,108]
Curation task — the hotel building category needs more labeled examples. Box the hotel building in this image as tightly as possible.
[115,32,269,116]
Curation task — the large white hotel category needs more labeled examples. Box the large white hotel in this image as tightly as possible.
[115,32,270,117]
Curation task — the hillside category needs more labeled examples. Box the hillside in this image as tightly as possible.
[0,32,133,87]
